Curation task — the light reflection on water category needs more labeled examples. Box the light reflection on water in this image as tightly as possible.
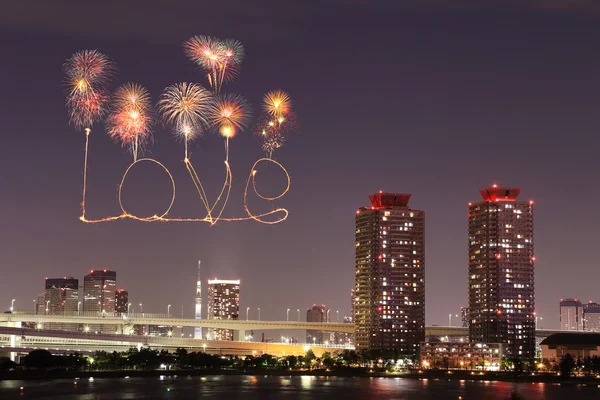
[0,375,598,399]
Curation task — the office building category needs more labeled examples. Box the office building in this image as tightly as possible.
[584,302,600,332]
[559,298,582,331]
[354,192,425,354]
[83,269,117,333]
[206,278,240,341]
[82,269,117,314]
[115,289,128,314]
[468,185,535,359]
[461,307,470,328]
[44,277,79,331]
[195,261,203,339]
[306,304,329,344]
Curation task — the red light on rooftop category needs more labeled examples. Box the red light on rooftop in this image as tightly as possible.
[379,190,382,193]
[529,200,534,205]
[492,184,497,188]
[531,256,536,262]
[468,202,472,206]
[90,270,93,273]
[356,210,360,214]
[103,269,107,272]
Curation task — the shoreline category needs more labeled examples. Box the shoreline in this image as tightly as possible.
[2,369,600,385]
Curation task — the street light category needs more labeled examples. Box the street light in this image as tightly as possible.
[258,308,261,321]
[246,307,250,321]
[139,303,143,313]
[33,299,37,314]
[10,299,15,312]
[297,309,300,322]
[167,304,171,317]
[45,300,50,314]
[287,308,290,321]
[337,310,340,322]
[78,302,81,315]
[127,303,131,314]
[449,313,452,326]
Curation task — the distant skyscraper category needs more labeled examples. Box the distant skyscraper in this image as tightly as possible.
[83,269,116,333]
[44,277,79,331]
[560,298,583,331]
[83,270,117,314]
[468,185,535,359]
[461,307,470,328]
[354,192,425,354]
[206,278,240,341]
[195,261,202,339]
[306,304,329,344]
[584,302,600,332]
[115,289,128,314]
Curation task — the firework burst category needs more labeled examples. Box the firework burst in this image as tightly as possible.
[106,83,153,161]
[211,93,251,139]
[63,50,116,131]
[262,90,291,121]
[183,35,245,93]
[157,82,215,158]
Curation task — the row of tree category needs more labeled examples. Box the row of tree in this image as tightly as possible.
[557,354,600,377]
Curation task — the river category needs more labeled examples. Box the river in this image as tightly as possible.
[1,375,599,399]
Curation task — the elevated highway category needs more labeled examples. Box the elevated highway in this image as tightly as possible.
[0,326,350,358]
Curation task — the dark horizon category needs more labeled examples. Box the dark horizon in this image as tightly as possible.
[2,0,600,329]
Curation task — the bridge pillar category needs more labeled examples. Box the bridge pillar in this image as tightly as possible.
[8,321,21,362]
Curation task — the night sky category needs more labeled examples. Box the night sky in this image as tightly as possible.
[1,1,600,330]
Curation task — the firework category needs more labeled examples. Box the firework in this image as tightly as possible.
[157,82,215,158]
[183,35,244,93]
[106,83,153,161]
[211,94,251,139]
[262,90,291,121]
[64,50,116,131]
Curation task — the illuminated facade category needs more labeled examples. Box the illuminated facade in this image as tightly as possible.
[115,289,128,314]
[468,185,535,359]
[559,298,583,331]
[306,304,329,344]
[584,302,600,332]
[195,261,202,339]
[207,278,240,341]
[354,192,425,354]
[83,270,117,333]
[44,277,79,331]
[461,307,470,328]
[420,342,504,371]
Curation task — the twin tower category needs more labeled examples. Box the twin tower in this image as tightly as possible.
[353,186,535,359]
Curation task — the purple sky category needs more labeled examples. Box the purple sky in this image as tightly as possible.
[1,0,600,330]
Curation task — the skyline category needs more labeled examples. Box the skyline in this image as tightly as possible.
[2,1,600,330]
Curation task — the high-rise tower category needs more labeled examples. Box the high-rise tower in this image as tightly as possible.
[354,192,425,354]
[468,185,535,359]
[83,269,117,314]
[195,261,203,339]
[206,278,240,341]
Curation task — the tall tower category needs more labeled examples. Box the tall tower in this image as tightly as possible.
[206,278,240,341]
[354,192,425,354]
[195,261,203,339]
[83,269,117,314]
[468,185,535,360]
[560,298,582,331]
[44,277,79,331]
[82,269,117,333]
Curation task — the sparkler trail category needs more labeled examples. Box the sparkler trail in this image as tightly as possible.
[106,83,153,161]
[67,38,294,225]
[63,50,115,219]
